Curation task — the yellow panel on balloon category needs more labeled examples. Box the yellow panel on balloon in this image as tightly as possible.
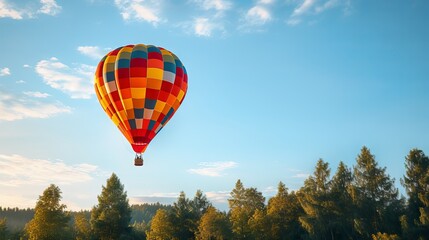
[147,68,163,80]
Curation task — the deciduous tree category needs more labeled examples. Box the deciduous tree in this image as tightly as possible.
[25,184,72,240]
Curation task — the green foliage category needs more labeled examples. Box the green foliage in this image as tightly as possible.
[90,173,132,240]
[352,146,402,238]
[131,203,171,224]
[298,159,338,240]
[74,211,91,240]
[25,184,72,240]
[3,147,424,239]
[371,232,400,240]
[267,182,304,240]
[196,206,232,240]
[228,179,265,239]
[329,161,355,239]
[401,148,429,239]
[146,209,175,240]
[0,218,7,240]
[0,208,34,231]
[248,208,271,240]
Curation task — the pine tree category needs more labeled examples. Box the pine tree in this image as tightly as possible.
[146,209,175,240]
[171,191,196,239]
[330,161,354,239]
[267,182,304,240]
[192,190,211,222]
[401,148,429,239]
[91,173,132,240]
[298,159,336,240]
[25,184,72,240]
[228,179,265,239]
[248,208,270,240]
[196,206,232,240]
[352,146,402,238]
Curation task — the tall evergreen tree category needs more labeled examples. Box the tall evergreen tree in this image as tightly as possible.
[192,190,211,221]
[330,161,354,239]
[228,179,265,239]
[25,184,72,240]
[171,191,196,240]
[146,209,175,240]
[248,208,271,240]
[196,206,232,240]
[267,182,304,240]
[401,148,429,239]
[352,146,402,238]
[91,173,132,240]
[298,159,337,240]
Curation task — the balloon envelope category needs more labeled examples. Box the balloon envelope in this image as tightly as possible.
[94,44,188,154]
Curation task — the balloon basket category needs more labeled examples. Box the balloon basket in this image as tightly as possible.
[134,154,143,166]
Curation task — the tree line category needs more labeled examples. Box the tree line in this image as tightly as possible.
[0,146,428,240]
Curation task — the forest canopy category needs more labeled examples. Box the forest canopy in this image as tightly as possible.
[1,146,428,240]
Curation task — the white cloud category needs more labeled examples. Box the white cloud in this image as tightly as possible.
[0,67,11,76]
[38,0,61,16]
[245,6,272,26]
[77,46,104,59]
[0,91,71,121]
[16,80,26,84]
[258,0,274,4]
[205,191,230,203]
[23,91,50,98]
[114,0,162,25]
[291,0,316,17]
[0,0,23,19]
[23,64,31,68]
[188,161,238,177]
[192,0,232,11]
[288,0,351,25]
[292,173,310,178]
[0,154,98,187]
[194,18,213,36]
[35,57,95,99]
[0,0,62,19]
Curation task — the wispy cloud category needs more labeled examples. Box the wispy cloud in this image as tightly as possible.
[0,0,23,19]
[188,161,238,177]
[245,6,272,26]
[0,91,71,121]
[239,0,274,31]
[193,17,224,37]
[205,191,230,203]
[292,173,310,178]
[0,0,62,19]
[187,0,231,37]
[35,57,95,99]
[23,91,50,98]
[77,46,105,59]
[114,0,162,25]
[0,154,99,187]
[287,0,351,25]
[0,67,11,76]
[38,0,61,16]
[191,0,232,12]
[23,64,31,68]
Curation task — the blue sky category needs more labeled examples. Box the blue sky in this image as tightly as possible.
[0,0,428,211]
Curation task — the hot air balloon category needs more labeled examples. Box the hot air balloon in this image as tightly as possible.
[94,44,188,166]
